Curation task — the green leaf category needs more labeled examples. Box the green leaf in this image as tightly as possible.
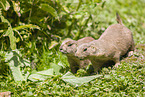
[5,27,16,50]
[37,69,54,76]
[39,4,58,17]
[0,0,10,11]
[28,74,49,81]
[5,51,23,81]
[13,24,40,31]
[0,15,17,50]
[0,15,11,26]
[10,65,24,81]
[28,69,54,81]
[62,72,75,78]
[5,50,31,82]
[50,63,62,75]
[61,72,103,87]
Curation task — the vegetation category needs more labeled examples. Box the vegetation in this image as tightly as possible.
[0,0,145,96]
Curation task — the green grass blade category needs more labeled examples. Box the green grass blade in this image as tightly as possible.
[13,24,40,31]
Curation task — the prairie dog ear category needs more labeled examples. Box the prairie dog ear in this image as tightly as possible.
[91,46,96,49]
[90,45,97,53]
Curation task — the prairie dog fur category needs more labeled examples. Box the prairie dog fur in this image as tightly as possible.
[59,37,95,73]
[75,13,134,72]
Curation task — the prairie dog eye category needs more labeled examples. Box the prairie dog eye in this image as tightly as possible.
[68,43,73,47]
[83,48,87,51]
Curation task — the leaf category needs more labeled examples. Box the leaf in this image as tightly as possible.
[0,0,10,11]
[5,27,16,50]
[39,4,58,17]
[61,72,103,87]
[0,16,17,50]
[0,15,11,26]
[13,24,40,31]
[61,71,75,78]
[5,50,31,82]
[37,69,54,76]
[28,74,49,81]
[50,63,62,75]
[28,69,54,81]
[10,65,24,81]
[5,52,24,81]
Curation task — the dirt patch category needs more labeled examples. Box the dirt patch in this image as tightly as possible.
[122,44,145,64]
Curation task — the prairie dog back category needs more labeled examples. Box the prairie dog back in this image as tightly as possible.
[99,24,134,56]
[77,37,95,46]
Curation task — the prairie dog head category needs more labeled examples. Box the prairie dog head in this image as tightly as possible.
[75,41,103,59]
[59,39,77,55]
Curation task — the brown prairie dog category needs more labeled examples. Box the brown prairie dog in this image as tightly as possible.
[75,13,134,72]
[59,37,95,73]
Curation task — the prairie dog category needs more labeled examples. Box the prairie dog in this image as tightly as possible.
[75,13,134,72]
[59,37,95,73]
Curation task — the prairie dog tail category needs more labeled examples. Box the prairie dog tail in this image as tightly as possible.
[116,12,123,25]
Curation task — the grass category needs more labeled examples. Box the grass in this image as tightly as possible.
[1,51,144,96]
[0,0,145,96]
